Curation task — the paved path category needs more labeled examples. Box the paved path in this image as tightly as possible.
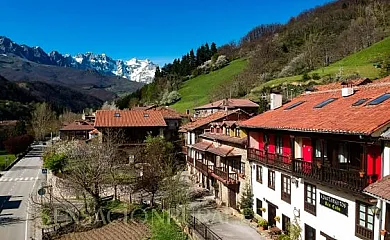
[0,145,44,240]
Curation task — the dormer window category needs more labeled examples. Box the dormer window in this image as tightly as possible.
[235,128,240,138]
[226,127,230,136]
[114,113,120,117]
[144,113,149,118]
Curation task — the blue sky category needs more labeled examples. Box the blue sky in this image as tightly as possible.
[1,0,332,66]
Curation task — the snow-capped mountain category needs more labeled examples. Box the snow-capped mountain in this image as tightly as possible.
[0,36,157,83]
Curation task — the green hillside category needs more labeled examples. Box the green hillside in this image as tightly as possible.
[248,36,390,100]
[171,59,247,113]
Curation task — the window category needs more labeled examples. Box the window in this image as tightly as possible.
[338,143,348,163]
[226,127,230,136]
[275,136,283,155]
[268,170,275,190]
[282,214,290,234]
[240,162,245,176]
[285,101,305,110]
[256,165,263,183]
[256,198,263,216]
[314,140,327,158]
[355,201,374,240]
[352,98,368,106]
[314,98,337,108]
[114,112,120,117]
[367,93,390,105]
[304,183,316,215]
[281,174,291,204]
[305,224,316,240]
[235,128,240,137]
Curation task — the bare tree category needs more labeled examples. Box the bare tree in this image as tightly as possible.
[59,110,81,125]
[31,102,57,140]
[133,135,176,206]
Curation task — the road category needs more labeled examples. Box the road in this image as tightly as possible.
[0,145,44,240]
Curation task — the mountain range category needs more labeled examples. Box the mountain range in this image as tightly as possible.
[0,36,157,83]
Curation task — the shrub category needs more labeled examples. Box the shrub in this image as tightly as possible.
[302,72,311,81]
[258,218,268,227]
[43,152,67,174]
[3,134,34,155]
[312,73,321,80]
[240,184,254,219]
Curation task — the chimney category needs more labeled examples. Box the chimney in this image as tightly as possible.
[270,93,283,110]
[342,84,354,97]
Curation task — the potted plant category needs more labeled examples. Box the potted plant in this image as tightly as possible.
[274,216,280,223]
[258,218,268,231]
[359,169,365,178]
[316,159,322,168]
[260,207,266,213]
[380,229,387,236]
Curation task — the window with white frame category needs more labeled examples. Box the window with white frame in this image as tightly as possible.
[256,165,262,183]
[338,143,349,163]
[304,183,316,215]
[315,139,327,158]
[355,201,374,240]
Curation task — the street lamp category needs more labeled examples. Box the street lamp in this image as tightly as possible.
[369,205,381,217]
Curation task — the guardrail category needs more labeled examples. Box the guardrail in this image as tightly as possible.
[187,215,223,240]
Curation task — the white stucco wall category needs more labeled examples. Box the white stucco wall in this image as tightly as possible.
[251,163,369,240]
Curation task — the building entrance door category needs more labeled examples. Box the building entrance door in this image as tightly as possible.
[268,202,277,226]
[228,188,237,209]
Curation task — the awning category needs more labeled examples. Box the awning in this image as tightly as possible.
[207,146,240,157]
[191,142,213,151]
[363,175,390,203]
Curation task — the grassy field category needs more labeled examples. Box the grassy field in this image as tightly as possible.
[171,59,247,113]
[248,36,390,99]
[0,150,16,170]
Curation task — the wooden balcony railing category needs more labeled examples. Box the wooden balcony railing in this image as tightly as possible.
[213,167,238,184]
[182,146,188,155]
[195,159,211,175]
[248,148,291,172]
[187,156,194,166]
[292,159,371,193]
[248,148,374,193]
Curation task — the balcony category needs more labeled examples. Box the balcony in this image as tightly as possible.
[211,166,238,185]
[248,148,291,172]
[182,146,188,155]
[292,159,372,193]
[187,156,194,166]
[195,159,211,175]
[248,148,374,193]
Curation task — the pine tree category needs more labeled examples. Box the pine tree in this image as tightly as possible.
[211,42,218,56]
[240,184,254,219]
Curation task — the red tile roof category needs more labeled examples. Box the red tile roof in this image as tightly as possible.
[207,146,236,157]
[94,110,167,128]
[194,98,259,110]
[363,175,390,201]
[60,121,95,131]
[240,81,390,136]
[180,110,248,132]
[191,142,213,151]
[147,106,182,119]
[200,132,247,146]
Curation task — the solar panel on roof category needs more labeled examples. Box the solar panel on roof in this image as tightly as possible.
[352,98,368,106]
[314,98,337,108]
[284,101,305,110]
[367,93,390,105]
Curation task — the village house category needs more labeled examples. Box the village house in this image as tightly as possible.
[363,129,390,240]
[239,79,390,240]
[193,98,259,118]
[180,109,251,208]
[59,120,95,141]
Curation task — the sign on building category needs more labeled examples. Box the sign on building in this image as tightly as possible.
[320,193,348,216]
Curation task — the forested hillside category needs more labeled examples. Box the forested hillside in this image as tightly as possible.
[0,75,103,120]
[118,0,390,111]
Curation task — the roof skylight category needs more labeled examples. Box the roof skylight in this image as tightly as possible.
[367,93,390,105]
[314,98,337,108]
[352,98,368,106]
[284,101,305,110]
